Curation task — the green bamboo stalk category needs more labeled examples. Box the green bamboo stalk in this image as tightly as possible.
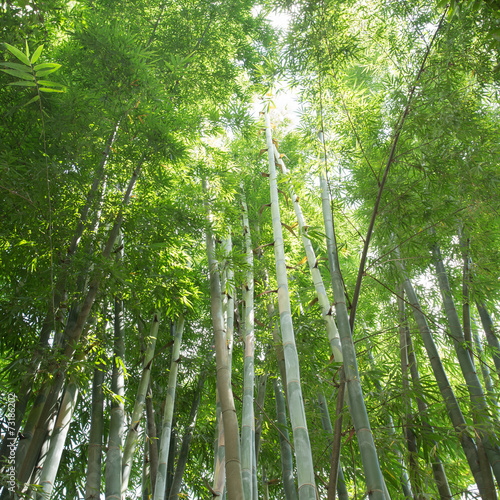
[105,296,126,500]
[431,243,500,488]
[273,378,298,500]
[403,320,452,500]
[366,348,411,499]
[473,320,500,419]
[165,419,177,499]
[203,178,244,500]
[398,289,423,500]
[265,111,317,500]
[143,433,151,500]
[154,315,185,500]
[122,313,161,494]
[273,147,342,363]
[255,373,268,463]
[85,363,106,500]
[241,185,255,500]
[168,374,205,500]
[397,261,487,496]
[317,392,349,500]
[37,380,79,500]
[319,170,387,500]
[476,301,500,383]
[146,384,159,498]
[212,396,226,498]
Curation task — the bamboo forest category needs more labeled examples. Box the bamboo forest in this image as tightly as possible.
[2,0,500,498]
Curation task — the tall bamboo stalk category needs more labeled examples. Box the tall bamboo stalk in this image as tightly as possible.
[122,313,161,494]
[154,315,185,500]
[168,373,205,500]
[431,243,500,488]
[476,301,500,383]
[273,378,298,500]
[317,392,349,500]
[265,111,317,500]
[403,318,452,499]
[37,380,79,500]
[398,290,423,500]
[203,178,244,500]
[241,186,255,500]
[146,384,159,498]
[397,261,488,496]
[274,147,342,362]
[85,362,106,500]
[320,170,387,500]
[105,295,126,500]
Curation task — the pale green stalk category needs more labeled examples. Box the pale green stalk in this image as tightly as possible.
[146,384,159,498]
[85,364,106,500]
[154,315,185,500]
[473,320,500,418]
[274,147,342,363]
[241,185,255,500]
[273,378,298,500]
[320,170,387,500]
[37,380,79,500]
[168,374,205,500]
[212,398,226,498]
[317,392,349,500]
[265,111,317,500]
[203,178,243,500]
[122,313,161,494]
[431,243,500,487]
[403,317,452,499]
[476,301,500,383]
[105,296,126,500]
[397,261,487,496]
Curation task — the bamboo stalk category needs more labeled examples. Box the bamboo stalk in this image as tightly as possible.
[154,315,185,500]
[105,295,126,500]
[273,378,298,500]
[265,111,317,500]
[203,178,244,500]
[122,313,161,494]
[398,261,488,496]
[404,320,452,499]
[431,242,500,489]
[320,170,387,500]
[241,185,255,500]
[168,373,205,500]
[85,362,106,500]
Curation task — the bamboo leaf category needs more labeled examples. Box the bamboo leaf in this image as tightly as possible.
[35,68,61,77]
[39,87,65,92]
[1,62,31,71]
[8,81,36,87]
[34,62,61,71]
[37,80,65,87]
[1,68,35,80]
[4,43,31,66]
[23,95,40,106]
[31,44,43,64]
